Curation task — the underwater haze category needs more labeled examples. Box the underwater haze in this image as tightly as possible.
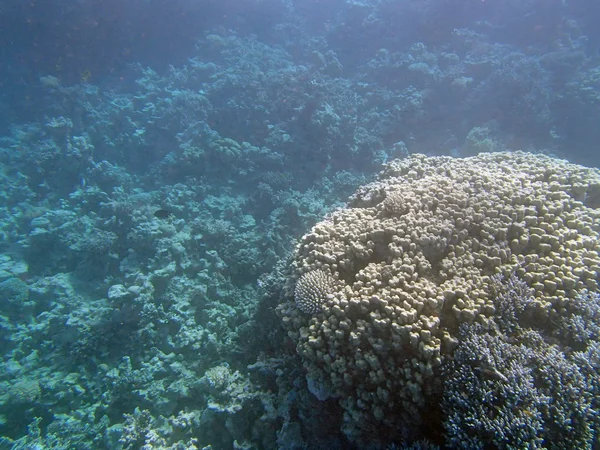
[1,0,600,448]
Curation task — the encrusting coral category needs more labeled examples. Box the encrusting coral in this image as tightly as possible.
[277,151,600,443]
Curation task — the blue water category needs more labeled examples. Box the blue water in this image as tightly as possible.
[0,0,599,448]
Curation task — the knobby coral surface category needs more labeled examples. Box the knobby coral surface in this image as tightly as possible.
[278,151,600,442]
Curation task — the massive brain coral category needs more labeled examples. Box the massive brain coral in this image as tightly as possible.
[277,151,600,442]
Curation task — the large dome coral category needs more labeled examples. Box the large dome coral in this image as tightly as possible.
[277,151,600,444]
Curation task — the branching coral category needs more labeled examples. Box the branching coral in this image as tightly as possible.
[443,286,599,448]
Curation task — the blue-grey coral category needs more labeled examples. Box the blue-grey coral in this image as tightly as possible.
[442,325,596,449]
[559,290,600,345]
[443,274,600,448]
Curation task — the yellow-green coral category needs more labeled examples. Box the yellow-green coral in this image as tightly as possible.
[294,269,337,314]
[278,151,600,438]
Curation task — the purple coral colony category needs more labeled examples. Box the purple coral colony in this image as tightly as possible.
[0,0,599,448]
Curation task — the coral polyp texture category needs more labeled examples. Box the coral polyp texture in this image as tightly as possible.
[277,151,600,442]
[294,269,337,314]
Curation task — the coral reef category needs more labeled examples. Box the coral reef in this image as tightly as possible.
[278,151,600,443]
[443,277,600,449]
[1,0,600,447]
